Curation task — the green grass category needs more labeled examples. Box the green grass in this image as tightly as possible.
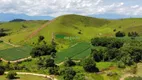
[1,14,142,48]
[0,45,32,61]
[96,62,116,70]
[0,43,13,50]
[55,42,91,63]
[137,63,142,76]
[0,20,47,44]
[0,74,49,80]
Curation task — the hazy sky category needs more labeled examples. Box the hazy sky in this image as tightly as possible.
[0,0,142,18]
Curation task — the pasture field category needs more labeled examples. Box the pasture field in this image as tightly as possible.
[55,42,91,63]
[0,45,32,61]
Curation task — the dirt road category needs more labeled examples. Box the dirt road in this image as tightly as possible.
[5,72,57,80]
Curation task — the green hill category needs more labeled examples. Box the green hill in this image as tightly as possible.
[27,15,142,46]
[0,14,142,48]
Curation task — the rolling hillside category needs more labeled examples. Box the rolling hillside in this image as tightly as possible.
[26,14,142,46]
[0,14,142,47]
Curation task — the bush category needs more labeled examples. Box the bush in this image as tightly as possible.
[37,57,56,69]
[117,61,125,68]
[60,68,76,80]
[82,58,99,72]
[0,66,5,75]
[115,31,125,37]
[64,58,76,67]
[0,32,7,37]
[128,32,139,37]
[38,35,44,43]
[6,71,17,79]
[48,67,59,75]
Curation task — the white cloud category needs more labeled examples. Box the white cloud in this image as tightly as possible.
[0,0,142,17]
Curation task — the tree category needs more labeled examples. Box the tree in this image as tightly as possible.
[0,65,5,75]
[91,49,104,62]
[38,35,44,43]
[128,32,139,37]
[82,58,99,72]
[115,31,125,37]
[48,67,59,75]
[30,44,56,57]
[44,58,55,67]
[60,67,76,80]
[64,58,76,67]
[6,71,17,79]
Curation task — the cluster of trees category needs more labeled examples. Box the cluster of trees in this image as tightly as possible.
[60,67,85,80]
[0,64,18,79]
[91,37,142,68]
[128,32,139,37]
[30,44,56,57]
[30,35,56,58]
[91,37,124,48]
[37,57,56,69]
[115,31,139,38]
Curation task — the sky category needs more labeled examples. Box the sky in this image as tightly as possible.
[0,0,142,21]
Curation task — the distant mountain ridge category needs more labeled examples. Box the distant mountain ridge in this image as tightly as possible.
[0,13,54,22]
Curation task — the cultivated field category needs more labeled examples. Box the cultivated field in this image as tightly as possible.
[55,42,91,63]
[0,45,32,61]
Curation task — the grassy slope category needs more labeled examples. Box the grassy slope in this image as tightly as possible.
[0,20,47,45]
[27,14,142,47]
[1,14,142,46]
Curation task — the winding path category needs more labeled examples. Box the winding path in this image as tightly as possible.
[5,72,57,80]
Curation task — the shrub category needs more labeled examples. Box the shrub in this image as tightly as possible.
[6,71,17,79]
[0,66,5,75]
[48,67,59,75]
[82,58,99,72]
[38,35,44,43]
[128,32,139,37]
[64,58,76,67]
[60,68,76,80]
[115,31,125,37]
[117,61,125,68]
